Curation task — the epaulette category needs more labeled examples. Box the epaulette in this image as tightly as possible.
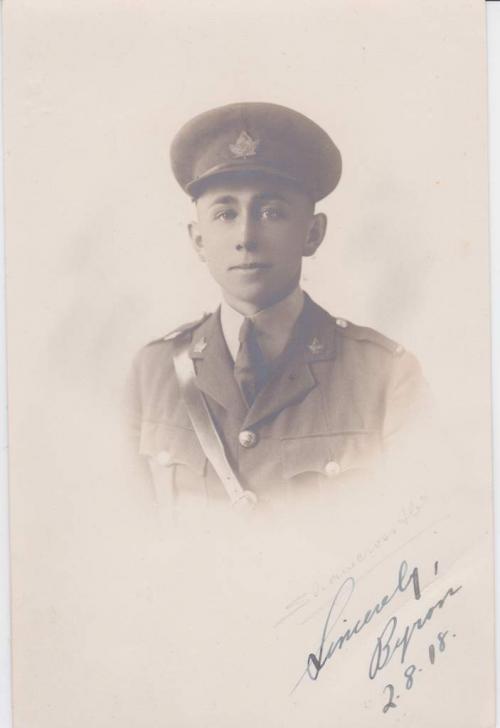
[147,312,211,346]
[333,316,405,356]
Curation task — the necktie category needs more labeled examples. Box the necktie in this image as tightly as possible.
[233,318,268,407]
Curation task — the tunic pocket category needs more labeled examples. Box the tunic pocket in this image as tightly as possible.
[139,421,207,476]
[280,430,381,481]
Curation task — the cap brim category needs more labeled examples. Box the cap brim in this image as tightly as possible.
[186,161,307,199]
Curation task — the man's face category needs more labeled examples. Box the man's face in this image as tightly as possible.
[189,175,327,313]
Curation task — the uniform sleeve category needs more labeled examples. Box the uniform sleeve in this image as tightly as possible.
[121,349,157,496]
[380,350,459,519]
[382,349,430,442]
[122,347,178,517]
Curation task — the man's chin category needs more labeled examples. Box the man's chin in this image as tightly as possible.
[221,284,296,314]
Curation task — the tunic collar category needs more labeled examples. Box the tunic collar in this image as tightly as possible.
[219,286,305,362]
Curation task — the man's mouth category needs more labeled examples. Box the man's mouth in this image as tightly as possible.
[229,262,272,270]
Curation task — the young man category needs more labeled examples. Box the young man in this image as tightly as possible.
[128,102,424,514]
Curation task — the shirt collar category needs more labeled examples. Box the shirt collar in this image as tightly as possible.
[220,287,305,362]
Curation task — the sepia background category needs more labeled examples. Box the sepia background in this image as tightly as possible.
[2,1,495,726]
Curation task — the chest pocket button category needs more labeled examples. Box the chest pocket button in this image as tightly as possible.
[324,460,341,477]
[156,450,171,466]
[239,430,259,448]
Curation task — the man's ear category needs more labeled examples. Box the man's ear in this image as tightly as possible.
[188,221,206,262]
[303,212,327,257]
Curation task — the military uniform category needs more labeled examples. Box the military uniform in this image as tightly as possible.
[128,293,423,511]
[127,102,425,514]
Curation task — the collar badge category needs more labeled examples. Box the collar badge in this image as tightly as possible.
[193,336,207,354]
[229,131,259,158]
[307,337,324,355]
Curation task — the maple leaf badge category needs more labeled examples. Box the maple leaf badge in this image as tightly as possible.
[229,131,259,158]
[307,337,324,355]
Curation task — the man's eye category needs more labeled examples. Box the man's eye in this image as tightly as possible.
[214,209,237,221]
[260,207,282,220]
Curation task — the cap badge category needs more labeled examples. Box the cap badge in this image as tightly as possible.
[193,336,207,354]
[229,131,259,158]
[307,337,324,355]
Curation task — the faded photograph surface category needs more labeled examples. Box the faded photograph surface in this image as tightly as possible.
[3,1,495,727]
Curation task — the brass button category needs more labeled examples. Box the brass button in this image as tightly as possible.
[324,460,340,477]
[156,450,171,466]
[238,430,259,448]
[335,318,348,328]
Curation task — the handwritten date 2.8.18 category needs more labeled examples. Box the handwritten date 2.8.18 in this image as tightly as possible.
[381,631,454,714]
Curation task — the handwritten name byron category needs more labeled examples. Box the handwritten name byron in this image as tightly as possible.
[303,559,462,687]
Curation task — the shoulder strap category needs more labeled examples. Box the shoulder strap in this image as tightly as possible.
[172,337,257,511]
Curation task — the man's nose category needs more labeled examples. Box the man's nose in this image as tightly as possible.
[235,212,258,251]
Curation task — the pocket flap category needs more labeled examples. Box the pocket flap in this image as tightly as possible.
[281,431,380,480]
[139,421,207,475]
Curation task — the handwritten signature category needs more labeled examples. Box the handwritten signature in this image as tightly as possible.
[294,557,462,696]
[304,560,421,683]
[368,583,462,679]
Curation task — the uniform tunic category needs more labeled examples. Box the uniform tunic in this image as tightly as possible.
[128,294,425,513]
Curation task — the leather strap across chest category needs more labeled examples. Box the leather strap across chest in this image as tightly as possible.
[172,336,257,510]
